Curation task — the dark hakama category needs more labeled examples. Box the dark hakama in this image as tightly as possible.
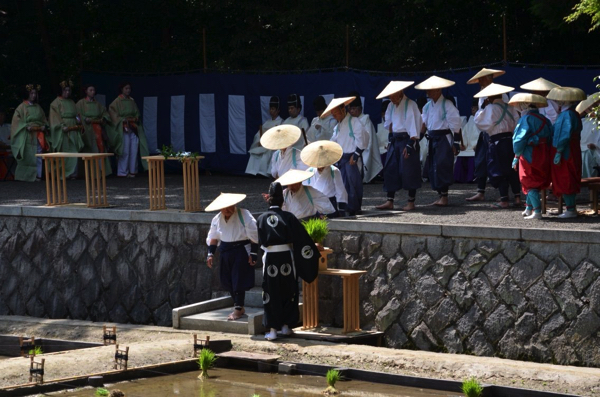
[218,240,254,294]
[473,131,489,180]
[427,129,454,191]
[337,153,363,214]
[258,208,320,330]
[383,132,422,192]
[487,132,518,188]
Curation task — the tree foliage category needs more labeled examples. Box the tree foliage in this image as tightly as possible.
[565,0,600,31]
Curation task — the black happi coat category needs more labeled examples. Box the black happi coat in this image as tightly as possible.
[257,207,320,329]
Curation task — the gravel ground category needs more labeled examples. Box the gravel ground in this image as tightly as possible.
[1,171,599,231]
[0,316,599,396]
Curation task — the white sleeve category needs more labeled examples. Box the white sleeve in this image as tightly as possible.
[334,168,348,204]
[352,117,369,150]
[300,117,309,131]
[446,103,462,133]
[242,209,259,244]
[474,106,497,133]
[311,187,336,215]
[270,150,279,179]
[330,125,339,143]
[206,214,220,245]
[383,103,393,130]
[406,101,422,138]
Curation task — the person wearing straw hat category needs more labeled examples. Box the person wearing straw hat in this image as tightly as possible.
[301,140,348,217]
[520,78,561,124]
[258,181,321,341]
[415,76,462,206]
[466,68,507,202]
[262,124,307,179]
[245,96,283,177]
[547,87,587,218]
[473,83,521,209]
[322,96,369,215]
[348,91,384,183]
[205,193,259,321]
[306,96,337,142]
[283,94,310,149]
[373,81,422,211]
[274,169,335,220]
[510,93,553,220]
[576,95,600,178]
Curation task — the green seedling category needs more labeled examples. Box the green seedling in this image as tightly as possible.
[302,217,329,244]
[95,388,109,396]
[197,348,217,380]
[28,346,43,356]
[324,369,341,395]
[461,377,484,397]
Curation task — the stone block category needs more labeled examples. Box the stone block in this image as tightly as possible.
[424,298,462,334]
[590,244,600,267]
[392,270,413,307]
[88,235,106,262]
[415,274,444,307]
[498,329,522,359]
[548,336,577,365]
[575,335,600,367]
[387,254,405,279]
[462,250,487,279]
[154,302,173,326]
[544,258,571,289]
[528,241,559,263]
[571,261,600,294]
[559,242,589,269]
[426,236,453,261]
[502,240,528,264]
[431,255,459,287]
[510,253,546,291]
[375,297,402,332]
[482,253,511,287]
[472,273,498,313]
[155,246,176,282]
[136,222,152,244]
[155,224,169,245]
[565,307,600,344]
[278,362,297,375]
[130,301,152,324]
[109,304,129,324]
[483,304,514,342]
[448,271,474,310]
[67,235,88,263]
[61,219,80,241]
[167,224,183,247]
[342,234,361,254]
[514,312,536,340]
[525,280,559,322]
[589,278,600,315]
[440,326,463,353]
[385,323,408,348]
[453,238,476,260]
[554,281,582,320]
[401,235,426,259]
[360,233,382,259]
[146,282,168,310]
[539,313,566,342]
[22,229,47,260]
[381,234,401,258]
[183,224,200,245]
[466,330,494,356]
[399,299,427,333]
[406,253,434,281]
[79,220,98,240]
[477,240,502,259]
[410,322,438,351]
[20,217,38,235]
[496,276,526,314]
[370,275,391,312]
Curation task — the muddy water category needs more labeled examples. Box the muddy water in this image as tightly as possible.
[55,368,460,396]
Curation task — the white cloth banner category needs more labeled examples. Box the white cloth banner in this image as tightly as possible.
[199,94,216,153]
[228,95,246,155]
[143,96,158,154]
[260,96,272,123]
[322,94,334,106]
[170,95,185,152]
[96,94,106,107]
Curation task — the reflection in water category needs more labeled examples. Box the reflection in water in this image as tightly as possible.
[50,368,458,397]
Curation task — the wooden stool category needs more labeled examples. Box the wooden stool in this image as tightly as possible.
[302,248,333,330]
[145,156,166,210]
[182,158,202,212]
[83,155,109,208]
[42,156,68,206]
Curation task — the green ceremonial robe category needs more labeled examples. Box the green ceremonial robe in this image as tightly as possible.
[108,95,149,171]
[11,102,49,182]
[75,98,114,175]
[50,97,84,176]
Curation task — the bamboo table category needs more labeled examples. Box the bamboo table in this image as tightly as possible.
[36,152,114,208]
[142,155,205,212]
[302,267,367,334]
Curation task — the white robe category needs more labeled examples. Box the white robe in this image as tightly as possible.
[581,117,600,178]
[303,165,347,204]
[306,115,336,142]
[206,208,258,254]
[283,115,310,149]
[283,185,335,219]
[357,113,383,182]
[270,147,307,179]
[245,116,282,176]
[331,113,369,154]
[376,122,388,154]
[474,98,518,137]
[458,116,480,157]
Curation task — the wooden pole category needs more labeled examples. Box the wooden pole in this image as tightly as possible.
[203,27,207,73]
[503,14,507,65]
[345,25,349,70]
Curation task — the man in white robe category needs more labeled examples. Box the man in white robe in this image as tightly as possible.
[275,169,335,220]
[283,94,309,150]
[306,96,337,142]
[348,92,383,183]
[245,96,282,177]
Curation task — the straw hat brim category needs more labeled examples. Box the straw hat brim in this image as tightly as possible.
[301,140,343,168]
[473,83,514,98]
[519,78,560,92]
[274,169,315,186]
[414,76,455,90]
[260,125,302,150]
[576,94,600,114]
[467,68,506,85]
[320,97,356,119]
[205,193,246,212]
[546,87,587,102]
[508,93,548,108]
[376,81,415,99]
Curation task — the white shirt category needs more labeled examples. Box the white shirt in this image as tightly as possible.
[474,98,518,137]
[0,123,10,146]
[357,112,383,183]
[283,185,335,219]
[306,115,336,142]
[459,116,480,157]
[539,100,559,124]
[421,95,462,133]
[330,113,369,154]
[376,122,388,154]
[248,116,282,155]
[384,96,422,138]
[283,115,310,149]
[206,208,258,254]
[303,165,347,204]
[270,147,307,179]
[581,117,600,151]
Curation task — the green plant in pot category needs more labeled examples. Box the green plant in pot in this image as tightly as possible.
[302,217,329,251]
[197,348,217,380]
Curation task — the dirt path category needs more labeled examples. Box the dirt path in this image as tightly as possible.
[0,316,598,396]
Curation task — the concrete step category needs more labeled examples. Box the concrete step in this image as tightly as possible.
[179,306,265,335]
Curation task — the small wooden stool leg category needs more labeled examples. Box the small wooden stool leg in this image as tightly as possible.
[84,159,90,206]
[50,157,56,205]
[160,160,166,209]
[148,160,154,210]
[61,157,68,204]
[101,157,107,206]
[95,158,102,205]
[44,158,51,205]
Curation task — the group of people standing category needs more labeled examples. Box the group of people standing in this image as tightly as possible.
[7,81,148,182]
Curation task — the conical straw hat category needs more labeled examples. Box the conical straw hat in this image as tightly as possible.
[520,77,560,92]
[467,68,505,85]
[415,75,455,90]
[320,97,356,119]
[473,83,514,98]
[546,87,586,102]
[508,93,548,108]
[205,193,246,212]
[260,125,302,150]
[376,81,414,99]
[576,94,600,114]
[301,140,343,168]
[274,169,314,186]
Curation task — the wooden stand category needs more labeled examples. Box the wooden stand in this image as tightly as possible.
[103,325,117,345]
[19,336,35,358]
[193,334,210,357]
[29,356,45,384]
[114,344,129,370]
[142,155,205,212]
[302,248,332,330]
[36,152,113,208]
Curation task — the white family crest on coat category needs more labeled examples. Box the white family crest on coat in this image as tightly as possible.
[301,245,314,259]
[266,215,279,227]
